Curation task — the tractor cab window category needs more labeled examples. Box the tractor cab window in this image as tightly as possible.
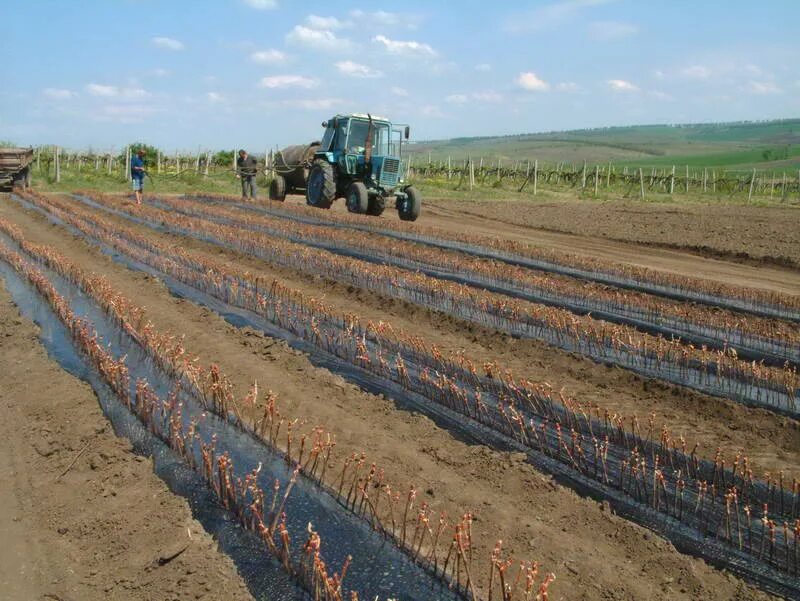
[345,120,391,155]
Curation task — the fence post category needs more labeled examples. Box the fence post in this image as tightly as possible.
[55,146,60,183]
[606,161,612,188]
[594,164,599,196]
[533,159,538,196]
[747,168,756,202]
[581,160,587,189]
[685,165,689,193]
[469,158,474,190]
[638,167,644,199]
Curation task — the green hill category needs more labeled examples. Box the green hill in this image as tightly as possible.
[409,119,800,172]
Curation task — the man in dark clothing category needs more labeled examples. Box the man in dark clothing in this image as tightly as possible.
[131,149,146,205]
[236,149,258,200]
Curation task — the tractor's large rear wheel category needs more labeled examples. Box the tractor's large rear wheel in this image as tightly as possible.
[398,186,421,221]
[366,195,386,216]
[269,174,286,201]
[346,181,369,214]
[306,160,336,209]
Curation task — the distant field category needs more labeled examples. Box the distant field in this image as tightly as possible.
[409,119,800,172]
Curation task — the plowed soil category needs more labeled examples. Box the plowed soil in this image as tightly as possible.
[0,191,795,601]
[0,279,252,601]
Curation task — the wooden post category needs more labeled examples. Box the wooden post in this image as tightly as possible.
[769,172,775,198]
[703,167,707,192]
[670,165,675,194]
[781,172,787,200]
[594,164,599,195]
[176,152,181,174]
[469,158,474,190]
[156,150,161,174]
[232,150,236,173]
[447,156,451,179]
[685,165,689,193]
[712,170,716,193]
[606,161,612,188]
[638,167,644,199]
[55,146,61,183]
[195,152,200,173]
[36,147,41,172]
[533,159,538,196]
[748,168,756,202]
[581,160,587,189]
[124,146,130,181]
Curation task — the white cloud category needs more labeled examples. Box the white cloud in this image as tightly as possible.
[472,90,504,103]
[607,79,639,92]
[555,81,580,92]
[680,65,712,79]
[445,94,469,104]
[151,36,184,51]
[259,75,318,89]
[85,83,151,99]
[286,25,352,51]
[95,105,159,124]
[207,92,225,104]
[475,63,491,72]
[648,90,672,101]
[421,105,445,118]
[149,68,171,77]
[43,88,76,100]
[516,71,550,91]
[391,86,409,97]
[335,60,383,78]
[243,0,278,9]
[447,91,503,104]
[372,34,436,57]
[587,20,638,41]
[350,10,419,29]
[746,81,781,95]
[506,0,616,33]
[250,49,287,64]
[306,15,350,30]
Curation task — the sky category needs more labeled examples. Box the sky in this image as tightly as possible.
[1,0,799,152]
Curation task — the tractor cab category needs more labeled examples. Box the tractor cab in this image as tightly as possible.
[305,113,420,221]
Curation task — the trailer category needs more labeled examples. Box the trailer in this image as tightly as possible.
[0,148,34,192]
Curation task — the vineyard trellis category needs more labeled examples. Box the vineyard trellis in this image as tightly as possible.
[24,145,800,201]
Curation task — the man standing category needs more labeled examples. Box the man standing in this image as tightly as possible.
[131,148,146,205]
[236,149,258,201]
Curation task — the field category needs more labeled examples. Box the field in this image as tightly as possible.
[1,173,799,601]
[410,119,800,171]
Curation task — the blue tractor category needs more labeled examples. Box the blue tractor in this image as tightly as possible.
[270,113,421,221]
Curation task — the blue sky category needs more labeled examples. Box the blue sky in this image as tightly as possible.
[1,0,799,151]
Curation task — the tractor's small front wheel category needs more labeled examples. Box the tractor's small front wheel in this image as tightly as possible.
[398,186,421,221]
[346,181,369,214]
[269,174,286,201]
[367,194,386,216]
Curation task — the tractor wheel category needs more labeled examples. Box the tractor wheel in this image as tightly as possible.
[269,174,286,201]
[306,160,336,209]
[366,195,386,216]
[398,186,421,221]
[346,182,369,214]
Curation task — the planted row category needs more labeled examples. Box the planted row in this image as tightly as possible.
[185,191,800,321]
[0,216,554,601]
[9,193,799,595]
[65,191,799,414]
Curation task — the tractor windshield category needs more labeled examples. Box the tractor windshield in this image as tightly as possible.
[346,120,391,156]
